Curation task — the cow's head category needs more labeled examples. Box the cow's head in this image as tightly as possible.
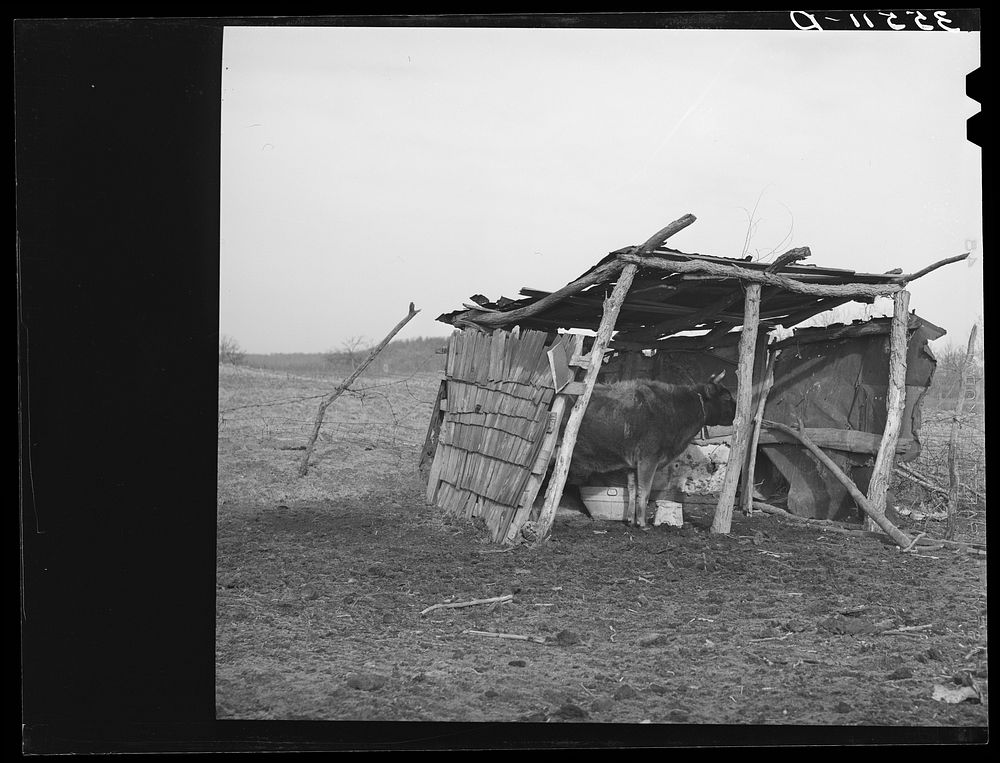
[699,370,736,426]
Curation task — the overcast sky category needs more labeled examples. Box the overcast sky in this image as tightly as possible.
[220,24,981,354]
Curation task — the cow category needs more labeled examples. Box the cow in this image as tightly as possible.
[566,371,736,526]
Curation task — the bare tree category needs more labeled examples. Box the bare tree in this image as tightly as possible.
[738,189,795,262]
[219,335,245,366]
[341,335,371,371]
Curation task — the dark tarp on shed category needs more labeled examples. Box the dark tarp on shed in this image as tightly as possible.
[758,314,945,520]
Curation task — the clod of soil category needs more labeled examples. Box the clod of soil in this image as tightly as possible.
[818,615,875,635]
[953,671,976,687]
[554,629,581,646]
[300,585,319,601]
[640,633,671,647]
[552,703,589,721]
[591,697,614,713]
[345,673,387,691]
[614,684,638,700]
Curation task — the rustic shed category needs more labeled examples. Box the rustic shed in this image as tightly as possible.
[423,214,967,544]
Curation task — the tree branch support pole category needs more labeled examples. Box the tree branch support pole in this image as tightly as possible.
[740,346,776,516]
[712,282,761,534]
[531,213,697,544]
[298,303,420,477]
[761,420,913,548]
[947,323,978,539]
[533,264,638,543]
[864,289,909,530]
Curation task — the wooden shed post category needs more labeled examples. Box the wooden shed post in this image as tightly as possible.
[533,263,638,543]
[711,282,761,534]
[865,289,910,530]
[740,346,776,516]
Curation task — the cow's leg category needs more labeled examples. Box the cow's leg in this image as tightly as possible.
[626,471,637,525]
[635,457,659,528]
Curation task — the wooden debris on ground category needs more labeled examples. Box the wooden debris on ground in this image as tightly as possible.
[462,629,549,644]
[420,594,513,617]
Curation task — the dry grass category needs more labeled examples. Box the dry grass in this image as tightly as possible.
[891,400,987,544]
[217,365,441,508]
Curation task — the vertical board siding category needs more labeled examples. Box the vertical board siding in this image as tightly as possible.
[426,328,558,541]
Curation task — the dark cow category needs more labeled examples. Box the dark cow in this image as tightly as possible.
[568,372,736,526]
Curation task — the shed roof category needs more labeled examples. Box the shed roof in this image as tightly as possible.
[439,245,910,347]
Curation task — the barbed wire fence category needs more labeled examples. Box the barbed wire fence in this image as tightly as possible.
[890,325,986,543]
[217,358,445,472]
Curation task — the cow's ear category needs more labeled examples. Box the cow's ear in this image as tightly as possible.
[709,370,725,384]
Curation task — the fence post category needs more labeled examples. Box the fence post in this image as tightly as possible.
[946,323,979,539]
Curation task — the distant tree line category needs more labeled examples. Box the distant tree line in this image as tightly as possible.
[219,335,246,365]
[240,335,449,376]
[925,330,985,409]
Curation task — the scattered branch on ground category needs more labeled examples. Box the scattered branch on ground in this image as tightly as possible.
[462,629,549,644]
[420,594,514,617]
[753,501,986,555]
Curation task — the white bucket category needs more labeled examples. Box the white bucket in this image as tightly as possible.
[578,486,627,521]
[653,500,684,527]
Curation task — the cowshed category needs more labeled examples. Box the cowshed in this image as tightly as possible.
[421,213,967,544]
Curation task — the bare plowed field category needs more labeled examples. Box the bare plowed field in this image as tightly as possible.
[216,366,987,734]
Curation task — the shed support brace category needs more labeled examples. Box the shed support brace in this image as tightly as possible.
[533,263,639,544]
[711,282,761,534]
[865,289,910,531]
[740,346,776,516]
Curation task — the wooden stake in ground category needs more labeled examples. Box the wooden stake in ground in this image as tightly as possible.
[712,282,761,534]
[761,420,913,548]
[298,303,420,477]
[947,323,978,539]
[865,290,909,530]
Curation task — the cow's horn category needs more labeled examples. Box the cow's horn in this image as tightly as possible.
[709,370,725,383]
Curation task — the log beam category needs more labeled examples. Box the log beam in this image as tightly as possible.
[452,214,698,330]
[448,258,625,329]
[617,252,969,298]
[625,246,812,342]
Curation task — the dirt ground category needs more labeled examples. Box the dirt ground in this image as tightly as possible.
[216,366,987,733]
